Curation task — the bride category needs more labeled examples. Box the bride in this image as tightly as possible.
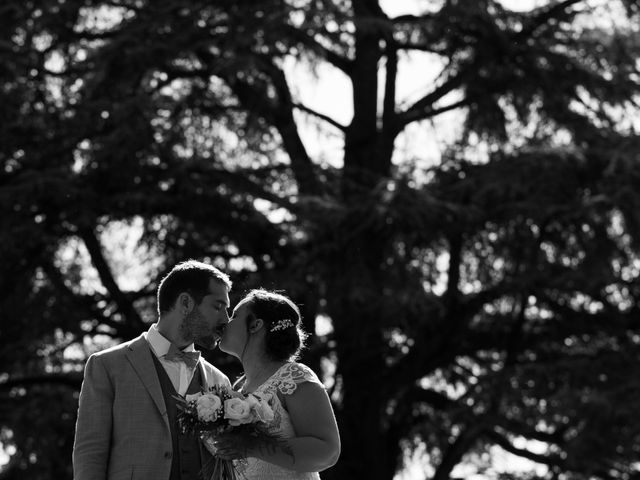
[216,288,341,478]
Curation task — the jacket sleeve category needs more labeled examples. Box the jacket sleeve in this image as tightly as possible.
[72,354,113,480]
[203,362,231,390]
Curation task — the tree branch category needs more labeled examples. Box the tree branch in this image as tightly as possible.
[293,102,347,132]
[390,13,436,25]
[41,261,114,325]
[485,428,565,468]
[402,98,470,125]
[432,422,486,480]
[397,69,471,128]
[519,0,584,39]
[0,373,83,391]
[390,40,443,54]
[407,386,458,411]
[78,227,146,334]
[221,56,323,196]
[382,41,398,136]
[281,24,353,76]
[496,417,567,446]
[179,159,300,213]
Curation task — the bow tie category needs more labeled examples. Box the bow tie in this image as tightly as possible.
[164,344,200,369]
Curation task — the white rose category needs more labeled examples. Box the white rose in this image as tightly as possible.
[196,393,222,422]
[247,395,275,423]
[224,397,254,426]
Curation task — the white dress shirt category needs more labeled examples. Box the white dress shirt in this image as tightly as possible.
[146,324,199,396]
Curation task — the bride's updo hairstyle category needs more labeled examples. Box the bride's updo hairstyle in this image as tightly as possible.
[243,289,309,361]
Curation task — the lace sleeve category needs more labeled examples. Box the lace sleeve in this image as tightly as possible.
[271,362,323,396]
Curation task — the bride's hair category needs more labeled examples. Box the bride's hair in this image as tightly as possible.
[243,289,309,361]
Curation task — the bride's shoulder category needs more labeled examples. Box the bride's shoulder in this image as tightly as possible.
[271,362,323,395]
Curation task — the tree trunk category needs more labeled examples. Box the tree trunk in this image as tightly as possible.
[323,3,401,478]
[324,252,396,480]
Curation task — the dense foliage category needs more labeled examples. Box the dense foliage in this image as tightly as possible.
[1,0,640,479]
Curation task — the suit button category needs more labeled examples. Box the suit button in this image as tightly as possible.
[164,451,172,459]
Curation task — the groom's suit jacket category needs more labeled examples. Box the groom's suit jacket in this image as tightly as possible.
[72,333,231,480]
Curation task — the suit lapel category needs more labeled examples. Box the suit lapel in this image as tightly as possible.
[191,364,212,465]
[198,361,209,391]
[125,334,168,423]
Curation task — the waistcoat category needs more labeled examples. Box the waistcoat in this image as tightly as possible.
[151,355,204,480]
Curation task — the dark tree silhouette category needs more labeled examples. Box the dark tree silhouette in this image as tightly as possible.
[1,1,640,479]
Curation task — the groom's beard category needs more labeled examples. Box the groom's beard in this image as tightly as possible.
[181,309,218,350]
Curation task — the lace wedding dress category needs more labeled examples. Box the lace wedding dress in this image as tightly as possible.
[237,362,323,480]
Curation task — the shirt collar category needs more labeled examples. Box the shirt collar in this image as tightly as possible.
[147,324,196,357]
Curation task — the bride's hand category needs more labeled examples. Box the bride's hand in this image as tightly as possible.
[208,432,249,460]
[199,433,219,456]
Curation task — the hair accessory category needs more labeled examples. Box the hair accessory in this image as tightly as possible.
[270,319,294,332]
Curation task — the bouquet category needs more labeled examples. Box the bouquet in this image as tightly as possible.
[175,385,286,480]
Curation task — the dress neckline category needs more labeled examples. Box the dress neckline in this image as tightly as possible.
[240,361,290,394]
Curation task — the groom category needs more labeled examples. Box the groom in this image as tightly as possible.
[73,260,232,480]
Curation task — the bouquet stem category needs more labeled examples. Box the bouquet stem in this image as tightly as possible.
[201,434,239,480]
[211,457,238,480]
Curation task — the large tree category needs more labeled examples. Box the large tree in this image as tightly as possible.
[1,0,640,479]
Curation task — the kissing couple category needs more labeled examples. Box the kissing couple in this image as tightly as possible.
[72,259,340,480]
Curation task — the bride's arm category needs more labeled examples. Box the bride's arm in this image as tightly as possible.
[261,381,341,472]
[217,381,341,472]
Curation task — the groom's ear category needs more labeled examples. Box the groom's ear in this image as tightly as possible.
[177,292,194,314]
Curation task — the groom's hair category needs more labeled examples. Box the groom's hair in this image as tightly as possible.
[156,260,231,314]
